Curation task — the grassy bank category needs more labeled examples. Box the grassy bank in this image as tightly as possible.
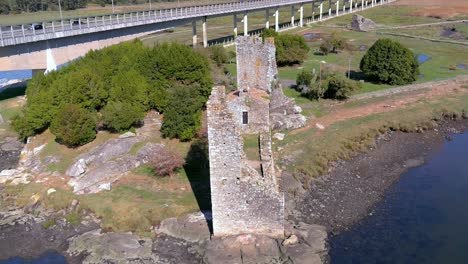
[276,90,468,182]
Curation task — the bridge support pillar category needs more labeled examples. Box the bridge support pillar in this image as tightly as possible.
[202,16,208,48]
[336,1,340,16]
[299,4,304,27]
[192,20,197,47]
[274,8,279,32]
[291,5,295,27]
[362,0,364,10]
[243,12,248,36]
[320,3,323,21]
[343,0,346,13]
[350,0,353,12]
[312,3,315,22]
[329,0,332,17]
[265,9,270,29]
[234,14,238,37]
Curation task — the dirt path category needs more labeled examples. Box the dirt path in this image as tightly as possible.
[292,78,468,134]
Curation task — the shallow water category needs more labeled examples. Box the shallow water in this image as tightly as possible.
[416,54,431,64]
[0,251,67,264]
[330,131,468,263]
[0,70,32,84]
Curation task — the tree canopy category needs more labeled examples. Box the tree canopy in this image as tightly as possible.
[261,29,310,66]
[13,40,212,145]
[360,38,419,85]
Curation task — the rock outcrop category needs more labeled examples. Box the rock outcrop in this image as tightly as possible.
[67,229,155,263]
[350,14,377,32]
[67,138,164,194]
[0,137,24,171]
[203,222,328,264]
[270,86,307,130]
[156,212,212,243]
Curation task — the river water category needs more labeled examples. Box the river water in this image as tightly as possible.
[330,131,468,263]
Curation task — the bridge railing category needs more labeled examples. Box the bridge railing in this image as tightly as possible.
[0,0,312,45]
[0,0,391,47]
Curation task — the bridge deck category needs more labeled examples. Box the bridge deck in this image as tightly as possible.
[0,0,340,47]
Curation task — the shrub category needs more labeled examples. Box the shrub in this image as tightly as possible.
[296,70,314,88]
[261,28,279,38]
[323,74,362,100]
[319,43,330,55]
[149,146,185,177]
[360,38,419,85]
[161,87,204,141]
[101,101,146,132]
[326,32,346,53]
[50,104,96,147]
[209,45,229,66]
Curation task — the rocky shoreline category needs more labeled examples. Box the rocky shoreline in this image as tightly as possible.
[294,119,468,235]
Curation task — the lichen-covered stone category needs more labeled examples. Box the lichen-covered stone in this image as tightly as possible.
[350,14,377,32]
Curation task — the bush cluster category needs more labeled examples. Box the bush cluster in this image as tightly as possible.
[360,38,419,85]
[261,29,310,66]
[296,69,362,100]
[13,40,212,146]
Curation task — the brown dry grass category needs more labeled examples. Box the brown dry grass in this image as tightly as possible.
[394,0,468,18]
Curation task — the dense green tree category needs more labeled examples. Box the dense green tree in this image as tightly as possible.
[161,86,204,141]
[50,104,96,147]
[261,29,310,66]
[13,39,212,145]
[101,101,145,132]
[360,38,419,85]
[275,34,310,66]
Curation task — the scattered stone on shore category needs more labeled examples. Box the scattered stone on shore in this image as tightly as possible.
[351,14,377,32]
[273,133,285,141]
[47,188,56,196]
[282,234,299,246]
[0,169,31,185]
[0,114,4,125]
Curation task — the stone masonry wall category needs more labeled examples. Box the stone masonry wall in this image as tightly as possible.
[236,36,278,93]
[207,86,284,238]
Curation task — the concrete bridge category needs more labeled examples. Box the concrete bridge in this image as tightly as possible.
[0,0,393,72]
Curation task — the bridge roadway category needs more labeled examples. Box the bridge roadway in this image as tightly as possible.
[0,0,392,71]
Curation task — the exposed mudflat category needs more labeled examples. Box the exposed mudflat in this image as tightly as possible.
[295,119,468,234]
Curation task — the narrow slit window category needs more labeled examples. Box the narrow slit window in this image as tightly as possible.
[242,111,249,124]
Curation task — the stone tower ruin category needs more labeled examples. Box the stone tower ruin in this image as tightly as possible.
[207,36,285,238]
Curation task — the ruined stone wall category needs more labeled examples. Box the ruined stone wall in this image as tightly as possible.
[207,86,284,238]
[236,36,278,93]
[227,90,270,134]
